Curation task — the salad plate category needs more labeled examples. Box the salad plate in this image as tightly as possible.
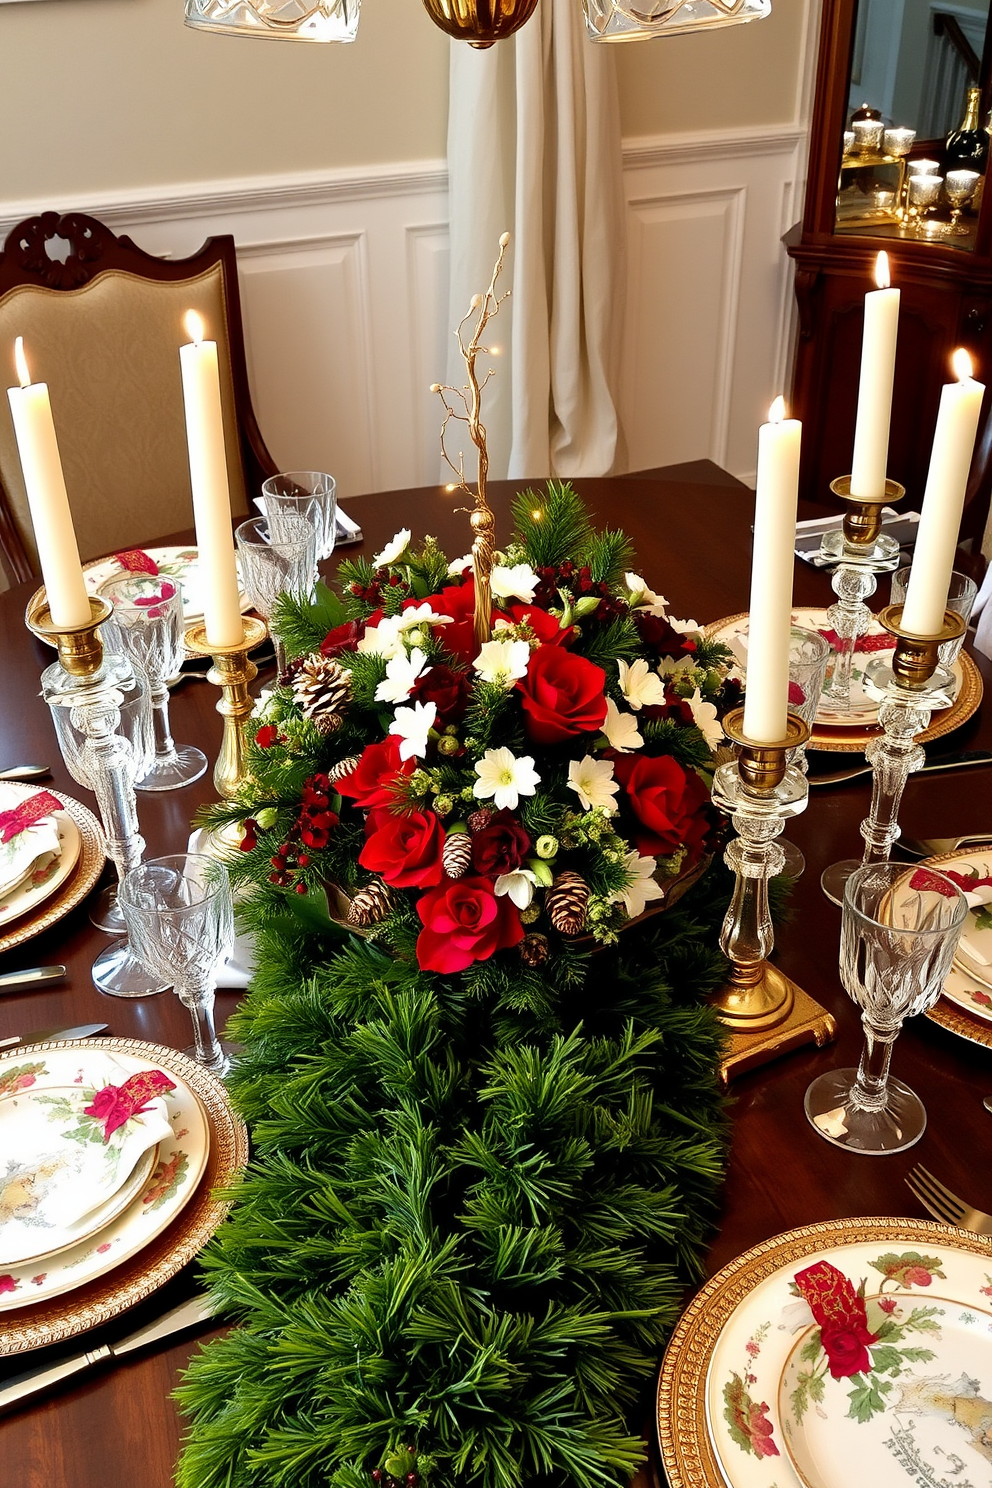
[0,785,81,928]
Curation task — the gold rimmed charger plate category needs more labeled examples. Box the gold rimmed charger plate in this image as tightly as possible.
[704,612,983,753]
[917,848,992,1050]
[656,1216,992,1488]
[0,793,104,955]
[0,1038,248,1355]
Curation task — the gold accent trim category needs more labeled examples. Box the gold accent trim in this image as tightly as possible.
[657,1216,992,1488]
[0,793,104,955]
[184,616,269,799]
[704,613,984,753]
[717,976,837,1082]
[25,596,113,677]
[828,475,906,548]
[877,603,966,690]
[0,1037,248,1355]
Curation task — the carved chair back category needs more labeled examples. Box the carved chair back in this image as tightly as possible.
[0,212,276,585]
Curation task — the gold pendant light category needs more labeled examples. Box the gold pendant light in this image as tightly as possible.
[420,0,539,48]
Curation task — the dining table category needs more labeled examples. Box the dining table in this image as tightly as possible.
[1,460,991,1488]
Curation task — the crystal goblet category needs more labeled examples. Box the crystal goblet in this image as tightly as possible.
[945,169,979,234]
[907,172,943,232]
[779,626,831,879]
[235,514,317,675]
[119,854,235,1074]
[805,861,966,1154]
[99,576,208,792]
[261,471,338,563]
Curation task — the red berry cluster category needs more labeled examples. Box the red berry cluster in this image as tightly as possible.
[266,773,339,892]
[255,724,285,750]
[369,1473,418,1488]
[349,571,410,606]
[532,563,626,622]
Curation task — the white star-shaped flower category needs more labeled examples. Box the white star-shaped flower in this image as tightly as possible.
[495,869,538,909]
[372,528,412,568]
[375,647,429,705]
[567,755,619,814]
[611,850,666,920]
[687,688,723,750]
[394,603,452,632]
[473,747,540,811]
[602,697,643,753]
[616,658,666,711]
[388,699,436,761]
[668,615,701,636]
[491,562,538,602]
[357,616,405,660]
[447,553,474,577]
[472,638,531,686]
[624,572,668,616]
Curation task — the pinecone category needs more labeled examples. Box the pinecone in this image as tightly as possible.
[519,932,549,967]
[313,713,343,736]
[546,870,589,935]
[442,832,473,879]
[467,807,495,834]
[347,878,394,927]
[291,655,352,722]
[327,753,362,783]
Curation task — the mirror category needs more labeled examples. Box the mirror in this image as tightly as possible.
[834,0,992,250]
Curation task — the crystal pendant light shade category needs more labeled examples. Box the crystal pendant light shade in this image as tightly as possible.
[184,0,359,42]
[582,0,770,42]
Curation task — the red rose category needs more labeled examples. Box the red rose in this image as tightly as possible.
[613,753,711,858]
[359,810,445,888]
[410,662,471,726]
[416,875,524,972]
[506,604,573,647]
[516,647,607,745]
[320,619,363,658]
[901,1265,933,1287]
[470,809,531,876]
[794,1260,878,1381]
[819,1322,876,1380]
[633,611,692,656]
[336,737,414,811]
[414,580,510,665]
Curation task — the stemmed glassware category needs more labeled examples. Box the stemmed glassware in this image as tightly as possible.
[261,470,338,564]
[235,514,316,675]
[99,576,207,791]
[119,854,235,1075]
[945,169,979,234]
[805,861,967,1154]
[778,626,831,880]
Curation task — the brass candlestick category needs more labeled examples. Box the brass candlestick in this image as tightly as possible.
[711,706,837,1083]
[183,616,268,799]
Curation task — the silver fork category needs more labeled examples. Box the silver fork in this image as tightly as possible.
[905,1164,992,1234]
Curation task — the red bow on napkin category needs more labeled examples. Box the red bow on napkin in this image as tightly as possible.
[114,549,160,576]
[0,790,63,844]
[83,1069,176,1140]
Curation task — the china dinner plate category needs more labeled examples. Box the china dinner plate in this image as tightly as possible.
[0,1045,210,1310]
[657,1218,992,1488]
[0,803,80,930]
[0,793,103,958]
[25,545,251,635]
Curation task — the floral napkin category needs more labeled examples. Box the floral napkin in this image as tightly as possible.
[0,786,63,901]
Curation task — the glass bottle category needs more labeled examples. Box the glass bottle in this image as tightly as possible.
[945,85,988,174]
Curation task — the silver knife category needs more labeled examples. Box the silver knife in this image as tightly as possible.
[0,966,66,994]
[0,1293,217,1413]
[809,748,992,787]
[0,1022,108,1050]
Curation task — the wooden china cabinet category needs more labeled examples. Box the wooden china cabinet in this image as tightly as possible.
[787,0,992,543]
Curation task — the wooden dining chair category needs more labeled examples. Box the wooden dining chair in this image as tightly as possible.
[0,211,277,586]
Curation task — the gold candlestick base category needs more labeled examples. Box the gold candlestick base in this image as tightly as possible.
[25,595,112,676]
[877,603,966,689]
[828,474,906,550]
[183,617,269,799]
[717,973,838,1086]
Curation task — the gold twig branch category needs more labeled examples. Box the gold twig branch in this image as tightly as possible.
[430,231,511,650]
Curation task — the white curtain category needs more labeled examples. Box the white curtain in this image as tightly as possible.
[445,0,626,484]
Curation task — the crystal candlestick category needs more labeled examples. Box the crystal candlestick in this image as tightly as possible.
[820,604,967,906]
[27,596,167,999]
[184,616,268,800]
[819,476,906,716]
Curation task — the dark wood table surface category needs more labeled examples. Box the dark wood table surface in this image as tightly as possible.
[1,465,991,1486]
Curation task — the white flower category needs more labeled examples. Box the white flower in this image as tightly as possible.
[251,686,278,721]
[668,615,701,636]
[473,747,540,811]
[491,562,538,602]
[611,850,666,919]
[567,756,619,814]
[617,657,666,711]
[687,688,723,750]
[388,699,436,761]
[357,616,405,660]
[447,553,474,577]
[394,602,452,632]
[602,697,643,753]
[375,647,429,704]
[372,528,411,568]
[624,572,668,616]
[495,869,538,910]
[472,638,531,686]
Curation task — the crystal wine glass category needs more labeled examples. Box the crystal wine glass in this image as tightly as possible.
[805,861,967,1154]
[119,854,235,1074]
[779,626,831,879]
[261,470,338,563]
[235,514,317,675]
[99,576,208,791]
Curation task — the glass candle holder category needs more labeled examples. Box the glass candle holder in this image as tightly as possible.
[852,118,885,154]
[945,169,980,233]
[884,127,916,157]
[890,567,977,666]
[907,172,943,232]
[908,158,940,174]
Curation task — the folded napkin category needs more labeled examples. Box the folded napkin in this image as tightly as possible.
[187,827,256,990]
[0,787,63,901]
[0,1051,175,1267]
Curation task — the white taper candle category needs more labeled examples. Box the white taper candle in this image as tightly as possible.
[850,252,900,501]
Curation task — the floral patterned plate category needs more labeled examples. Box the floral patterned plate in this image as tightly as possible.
[657,1218,992,1488]
[0,1045,209,1311]
[0,785,81,929]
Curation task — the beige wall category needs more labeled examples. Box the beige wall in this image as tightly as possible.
[0,0,450,201]
[617,0,809,136]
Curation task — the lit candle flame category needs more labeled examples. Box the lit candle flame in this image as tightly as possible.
[769,395,787,423]
[874,251,891,290]
[13,337,31,389]
[953,347,974,381]
[184,310,205,346]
